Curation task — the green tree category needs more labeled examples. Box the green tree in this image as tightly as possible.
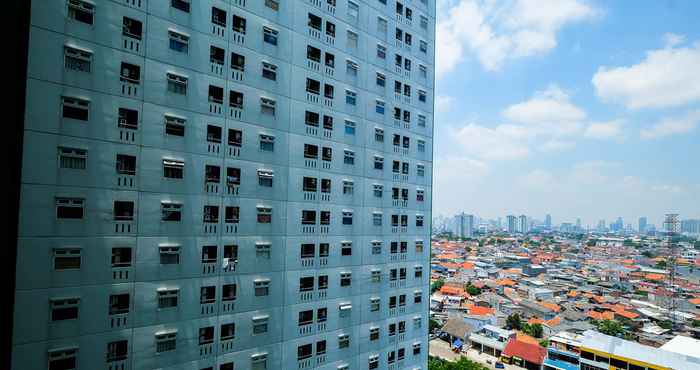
[692,319,700,328]
[523,323,544,338]
[428,357,489,370]
[656,259,667,268]
[539,339,550,348]
[431,279,445,293]
[658,320,673,330]
[641,251,654,258]
[465,284,481,296]
[429,319,441,333]
[596,319,625,337]
[586,239,598,246]
[506,313,523,330]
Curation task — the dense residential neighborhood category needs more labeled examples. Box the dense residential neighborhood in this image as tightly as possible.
[428,229,700,369]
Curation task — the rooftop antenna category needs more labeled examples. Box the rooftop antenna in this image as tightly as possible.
[663,213,680,331]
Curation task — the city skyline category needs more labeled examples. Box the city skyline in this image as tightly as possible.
[432,1,700,225]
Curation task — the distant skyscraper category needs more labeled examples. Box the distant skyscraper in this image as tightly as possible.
[456,213,474,238]
[507,215,517,233]
[597,219,606,232]
[639,217,648,233]
[545,214,552,229]
[576,218,582,231]
[681,219,700,234]
[518,215,528,233]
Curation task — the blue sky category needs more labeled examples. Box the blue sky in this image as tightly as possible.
[433,0,700,227]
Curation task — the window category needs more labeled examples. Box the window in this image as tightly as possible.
[369,297,381,310]
[377,17,388,34]
[305,111,320,127]
[342,211,353,225]
[262,62,277,81]
[322,147,332,162]
[163,159,184,179]
[261,27,278,46]
[229,53,245,73]
[417,164,425,177]
[414,291,422,303]
[347,1,359,21]
[416,240,424,253]
[53,248,81,270]
[306,78,320,95]
[203,205,219,223]
[346,60,358,77]
[171,0,190,12]
[256,242,271,259]
[120,62,140,84]
[200,286,216,304]
[320,211,331,225]
[205,165,220,183]
[417,140,425,153]
[159,246,181,264]
[166,73,188,95]
[56,198,84,219]
[376,100,385,114]
[61,96,89,121]
[155,331,177,353]
[341,241,352,256]
[211,7,227,27]
[370,327,379,340]
[254,279,270,296]
[252,353,268,370]
[373,184,383,197]
[374,156,384,170]
[257,206,272,223]
[371,241,382,255]
[301,210,316,225]
[109,293,130,315]
[307,46,321,63]
[260,97,276,116]
[164,115,185,136]
[376,73,386,88]
[113,201,134,221]
[304,144,319,159]
[253,315,269,334]
[58,147,87,170]
[369,355,379,370]
[419,89,427,102]
[233,15,247,34]
[418,114,426,127]
[415,266,423,278]
[116,154,136,175]
[420,40,428,53]
[50,297,79,321]
[342,180,354,195]
[64,46,92,72]
[258,0,277,11]
[222,283,237,301]
[419,64,428,79]
[420,15,428,30]
[225,130,242,149]
[338,334,350,349]
[48,347,78,370]
[373,212,382,226]
[168,30,189,53]
[219,323,235,341]
[67,0,94,25]
[325,84,335,99]
[297,344,312,361]
[347,30,358,49]
[308,13,322,30]
[340,272,352,286]
[326,21,336,38]
[260,134,275,152]
[343,150,354,165]
[344,120,356,135]
[325,52,335,68]
[111,247,132,267]
[225,206,240,224]
[375,45,388,63]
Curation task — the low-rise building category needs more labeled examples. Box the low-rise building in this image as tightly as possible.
[468,325,516,358]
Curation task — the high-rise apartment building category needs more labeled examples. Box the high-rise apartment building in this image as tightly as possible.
[638,217,647,233]
[544,214,551,229]
[517,215,528,234]
[455,213,473,239]
[10,0,434,369]
[506,215,517,234]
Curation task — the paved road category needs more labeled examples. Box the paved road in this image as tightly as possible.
[429,339,521,370]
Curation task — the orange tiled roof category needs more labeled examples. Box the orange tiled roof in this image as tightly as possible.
[497,279,517,287]
[528,317,545,325]
[567,290,579,298]
[587,311,615,320]
[467,304,495,316]
[440,286,465,296]
[688,298,700,305]
[539,302,561,313]
[546,316,562,327]
[515,332,540,345]
[646,273,665,281]
[613,309,639,320]
[461,262,475,269]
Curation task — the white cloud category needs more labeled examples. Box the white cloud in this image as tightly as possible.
[436,0,596,75]
[640,110,700,140]
[584,119,624,140]
[502,84,586,135]
[592,38,700,109]
[540,140,575,152]
[452,124,531,161]
[436,95,455,113]
[664,33,685,48]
